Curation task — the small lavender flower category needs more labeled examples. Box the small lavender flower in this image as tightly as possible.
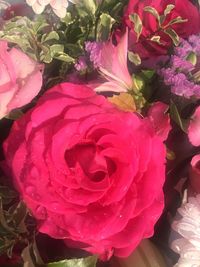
[174,39,193,58]
[188,35,200,55]
[159,34,200,99]
[74,56,87,72]
[85,41,102,68]
[171,55,194,72]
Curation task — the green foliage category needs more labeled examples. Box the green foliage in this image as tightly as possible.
[164,28,179,46]
[186,51,197,66]
[142,4,188,47]
[0,185,29,257]
[0,16,74,64]
[128,51,141,66]
[143,6,161,26]
[45,256,97,267]
[170,101,188,132]
[129,13,143,41]
[96,13,115,41]
[22,243,97,267]
[0,0,127,87]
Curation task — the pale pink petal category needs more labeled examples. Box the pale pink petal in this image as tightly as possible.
[32,2,46,14]
[7,70,43,111]
[50,0,64,9]
[0,85,18,118]
[9,48,38,79]
[0,40,43,118]
[90,81,127,93]
[38,0,50,4]
[99,28,133,91]
[0,41,16,84]
[26,0,37,5]
[52,7,66,18]
[188,106,200,146]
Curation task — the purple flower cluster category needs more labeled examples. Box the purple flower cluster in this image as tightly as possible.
[85,41,102,68]
[160,35,200,99]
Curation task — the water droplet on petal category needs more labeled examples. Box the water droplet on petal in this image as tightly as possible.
[25,186,36,197]
[51,202,60,211]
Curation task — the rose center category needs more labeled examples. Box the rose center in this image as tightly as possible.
[65,141,108,182]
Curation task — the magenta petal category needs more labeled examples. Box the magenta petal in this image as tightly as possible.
[148,101,171,141]
[188,106,200,146]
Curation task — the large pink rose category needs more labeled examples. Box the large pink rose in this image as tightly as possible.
[0,41,43,118]
[124,0,200,58]
[3,83,166,259]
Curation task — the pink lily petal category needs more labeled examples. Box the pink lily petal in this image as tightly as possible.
[99,28,133,91]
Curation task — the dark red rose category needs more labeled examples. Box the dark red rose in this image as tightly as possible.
[124,0,200,58]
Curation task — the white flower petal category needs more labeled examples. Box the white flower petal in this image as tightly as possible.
[38,0,51,5]
[52,7,67,18]
[26,0,72,16]
[26,0,37,6]
[171,195,200,266]
[32,2,46,14]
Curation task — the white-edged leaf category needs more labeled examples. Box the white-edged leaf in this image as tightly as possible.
[128,51,141,65]
[164,28,179,46]
[164,4,175,17]
[143,6,160,25]
[129,13,143,41]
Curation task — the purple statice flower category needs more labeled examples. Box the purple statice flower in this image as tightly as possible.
[171,55,194,72]
[174,39,193,58]
[161,67,200,98]
[159,34,200,99]
[170,74,200,98]
[85,41,103,68]
[160,68,176,86]
[74,56,87,72]
[188,35,200,55]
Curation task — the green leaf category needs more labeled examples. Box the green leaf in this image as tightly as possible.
[128,51,141,66]
[53,53,75,63]
[129,13,143,41]
[41,31,59,43]
[143,6,160,26]
[141,69,155,79]
[46,256,97,267]
[97,13,115,41]
[170,101,187,132]
[164,4,175,17]
[6,109,24,120]
[108,93,136,112]
[167,16,188,26]
[8,202,27,232]
[186,51,197,66]
[77,0,97,15]
[61,12,72,24]
[164,28,179,46]
[132,75,144,91]
[50,44,64,54]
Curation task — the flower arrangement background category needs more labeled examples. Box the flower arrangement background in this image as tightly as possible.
[0,0,200,267]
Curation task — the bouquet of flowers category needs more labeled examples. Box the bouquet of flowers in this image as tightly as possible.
[0,0,200,266]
